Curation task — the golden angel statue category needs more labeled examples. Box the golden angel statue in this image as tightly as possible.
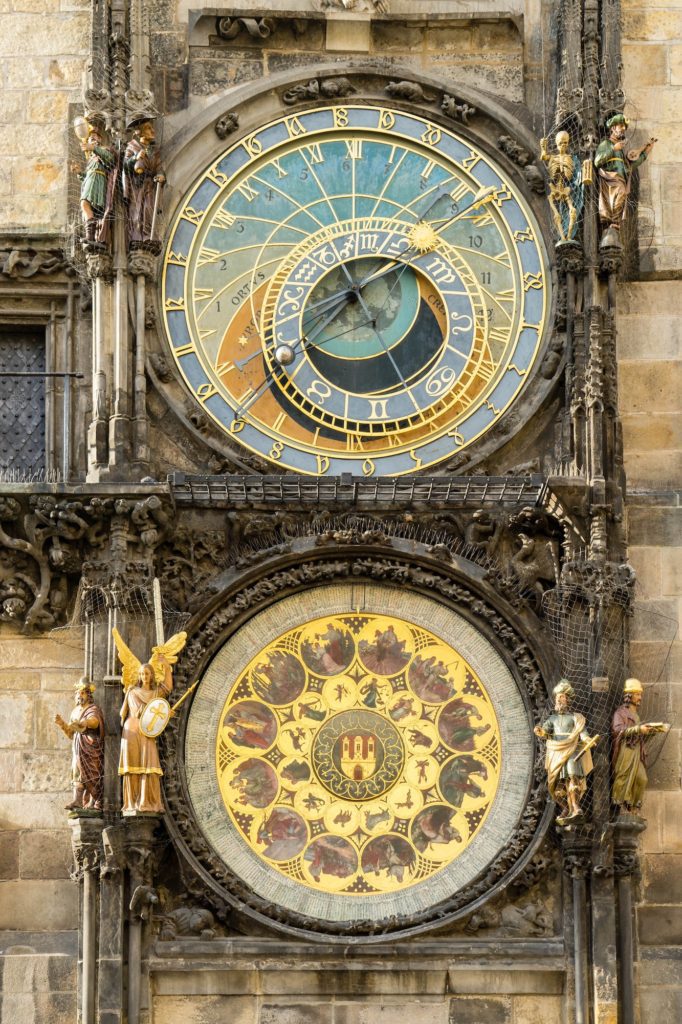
[112,628,187,814]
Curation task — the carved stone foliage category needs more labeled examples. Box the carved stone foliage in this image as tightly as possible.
[0,493,171,633]
[155,525,230,612]
[161,550,551,939]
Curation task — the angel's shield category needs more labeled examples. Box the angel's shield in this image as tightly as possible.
[139,697,172,738]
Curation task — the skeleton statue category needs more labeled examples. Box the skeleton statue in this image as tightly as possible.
[540,130,583,242]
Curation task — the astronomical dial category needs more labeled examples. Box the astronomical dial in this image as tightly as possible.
[162,105,550,475]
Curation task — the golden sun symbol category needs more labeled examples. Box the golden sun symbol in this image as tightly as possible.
[407,222,439,254]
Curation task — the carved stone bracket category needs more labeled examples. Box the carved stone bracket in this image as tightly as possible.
[0,491,172,633]
[216,16,275,41]
[69,815,105,881]
[214,111,239,139]
[160,548,551,939]
[0,247,72,279]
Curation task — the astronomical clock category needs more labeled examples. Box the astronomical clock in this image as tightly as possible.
[159,89,553,940]
[161,104,550,477]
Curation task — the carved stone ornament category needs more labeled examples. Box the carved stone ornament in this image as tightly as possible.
[216,16,274,41]
[0,247,71,279]
[0,492,171,633]
[283,77,356,106]
[160,549,551,940]
[441,94,477,126]
[214,111,239,139]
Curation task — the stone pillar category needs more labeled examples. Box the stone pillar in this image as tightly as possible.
[70,815,105,1024]
[613,816,646,1024]
[563,836,593,1024]
[85,253,114,480]
[123,816,163,1024]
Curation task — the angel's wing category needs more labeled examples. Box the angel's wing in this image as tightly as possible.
[112,627,142,690]
[150,631,187,682]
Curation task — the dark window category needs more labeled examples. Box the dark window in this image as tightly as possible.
[0,328,46,475]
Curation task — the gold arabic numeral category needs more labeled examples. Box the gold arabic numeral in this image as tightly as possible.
[164,297,185,311]
[362,458,376,477]
[213,207,236,229]
[236,181,259,203]
[421,126,441,146]
[193,287,214,303]
[181,206,203,225]
[523,272,544,291]
[272,411,287,433]
[304,144,324,165]
[316,455,330,474]
[173,342,195,358]
[333,107,349,129]
[207,166,229,186]
[378,109,395,130]
[243,134,263,157]
[368,398,388,420]
[514,227,534,242]
[271,157,288,179]
[269,440,285,460]
[199,328,217,342]
[447,428,464,448]
[285,115,307,138]
[306,379,332,406]
[345,139,363,160]
[346,433,366,452]
[196,381,218,403]
[167,250,187,266]
[409,449,423,470]
[230,417,245,434]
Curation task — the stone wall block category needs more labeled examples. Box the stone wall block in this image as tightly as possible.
[34,692,73,750]
[448,997,512,1023]
[336,1004,448,1024]
[0,694,33,748]
[629,546,663,598]
[643,853,682,903]
[150,995,257,1024]
[639,987,682,1023]
[622,42,670,86]
[0,670,41,692]
[0,751,22,792]
[0,638,83,671]
[19,829,72,879]
[627,507,681,548]
[511,995,565,1023]
[21,750,71,792]
[619,361,682,416]
[0,880,77,930]
[0,792,69,830]
[661,792,682,852]
[0,831,20,879]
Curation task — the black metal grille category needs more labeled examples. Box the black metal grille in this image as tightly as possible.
[0,329,46,476]
[170,473,546,509]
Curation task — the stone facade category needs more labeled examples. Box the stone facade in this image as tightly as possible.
[0,3,679,1024]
